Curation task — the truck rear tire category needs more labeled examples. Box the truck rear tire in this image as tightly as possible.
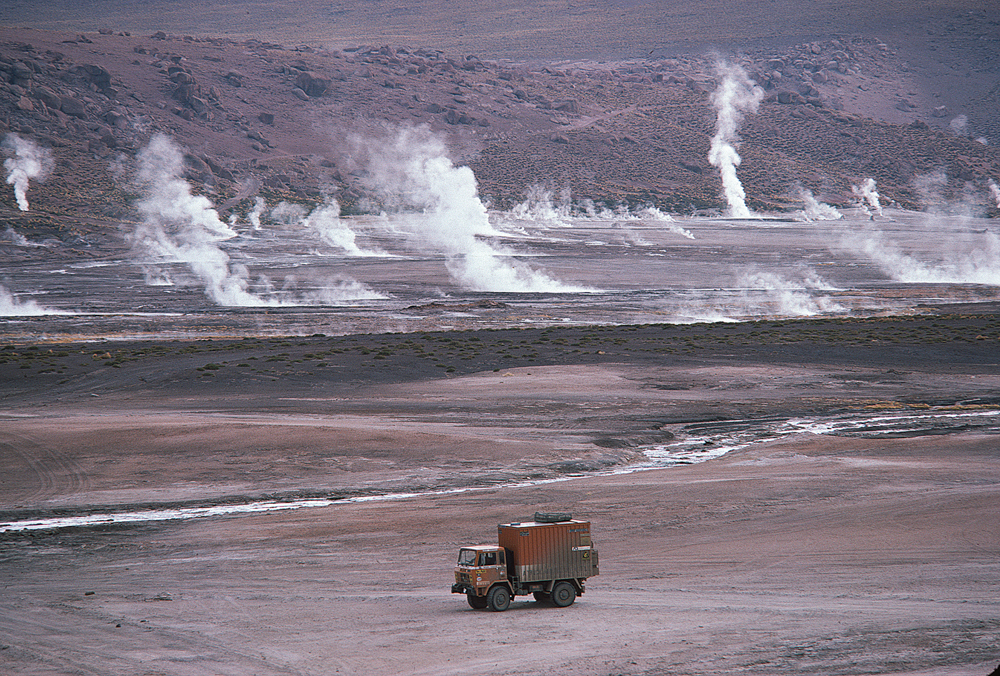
[487,585,511,612]
[550,581,576,607]
[467,593,488,609]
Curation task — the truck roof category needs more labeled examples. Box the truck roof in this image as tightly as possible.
[502,519,588,527]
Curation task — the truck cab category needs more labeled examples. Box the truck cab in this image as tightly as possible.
[454,545,507,609]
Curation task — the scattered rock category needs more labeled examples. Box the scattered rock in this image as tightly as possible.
[202,155,235,181]
[59,96,87,118]
[69,64,112,92]
[553,99,579,114]
[33,85,61,110]
[224,70,245,87]
[294,71,330,97]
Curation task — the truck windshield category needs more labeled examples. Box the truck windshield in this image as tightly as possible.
[457,549,478,566]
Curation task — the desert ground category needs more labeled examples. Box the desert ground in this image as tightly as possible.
[3,1,1000,674]
[2,318,1000,675]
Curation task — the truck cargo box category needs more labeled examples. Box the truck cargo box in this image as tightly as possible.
[498,518,598,584]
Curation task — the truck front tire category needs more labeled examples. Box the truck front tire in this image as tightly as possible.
[487,585,511,612]
[550,581,576,607]
[467,593,488,609]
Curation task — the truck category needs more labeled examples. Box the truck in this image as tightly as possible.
[451,512,599,611]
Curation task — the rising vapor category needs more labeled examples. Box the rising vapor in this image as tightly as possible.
[795,186,842,221]
[708,62,764,219]
[2,133,54,212]
[0,283,65,316]
[989,179,1000,209]
[737,268,843,317]
[131,134,380,306]
[361,125,588,292]
[844,224,1000,285]
[246,196,266,231]
[852,178,883,218]
[302,196,378,256]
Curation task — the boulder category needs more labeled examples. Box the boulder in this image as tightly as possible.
[60,96,87,118]
[172,83,200,104]
[70,64,112,91]
[33,85,62,110]
[203,155,235,181]
[247,128,272,147]
[443,109,474,125]
[188,96,209,114]
[183,153,212,180]
[554,99,579,114]
[774,90,805,104]
[104,110,129,130]
[294,71,330,97]
[11,61,33,84]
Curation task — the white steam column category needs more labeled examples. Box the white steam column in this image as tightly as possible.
[707,62,764,219]
[852,178,883,218]
[2,133,54,212]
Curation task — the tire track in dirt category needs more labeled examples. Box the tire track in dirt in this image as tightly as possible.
[0,431,90,507]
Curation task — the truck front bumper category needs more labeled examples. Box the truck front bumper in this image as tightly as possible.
[452,583,474,595]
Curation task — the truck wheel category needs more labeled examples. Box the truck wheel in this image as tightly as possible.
[487,585,511,612]
[532,591,551,603]
[467,593,488,609]
[550,581,576,607]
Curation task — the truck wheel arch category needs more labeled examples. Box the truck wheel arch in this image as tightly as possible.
[487,584,512,612]
[550,580,577,607]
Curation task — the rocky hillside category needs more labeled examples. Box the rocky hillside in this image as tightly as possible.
[1,26,998,243]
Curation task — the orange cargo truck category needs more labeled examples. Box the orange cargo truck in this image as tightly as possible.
[451,512,599,611]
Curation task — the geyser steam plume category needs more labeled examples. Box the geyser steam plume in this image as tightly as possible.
[132,135,381,306]
[708,62,764,219]
[852,178,883,218]
[131,134,274,306]
[795,186,842,221]
[989,179,1000,209]
[361,125,587,292]
[0,283,60,316]
[3,133,54,211]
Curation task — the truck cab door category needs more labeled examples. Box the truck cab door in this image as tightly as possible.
[479,549,505,586]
